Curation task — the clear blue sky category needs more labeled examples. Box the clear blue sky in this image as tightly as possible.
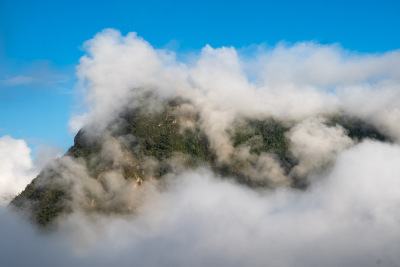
[0,0,399,154]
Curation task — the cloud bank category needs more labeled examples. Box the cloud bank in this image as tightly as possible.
[2,141,400,266]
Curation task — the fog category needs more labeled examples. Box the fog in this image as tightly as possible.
[1,141,400,266]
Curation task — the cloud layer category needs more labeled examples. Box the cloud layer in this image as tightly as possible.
[2,141,400,266]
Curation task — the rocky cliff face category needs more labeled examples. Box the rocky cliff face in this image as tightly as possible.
[9,97,390,226]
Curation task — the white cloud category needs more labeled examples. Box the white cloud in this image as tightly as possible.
[1,141,400,266]
[68,113,90,134]
[70,29,400,156]
[287,117,354,178]
[72,29,186,134]
[0,136,38,205]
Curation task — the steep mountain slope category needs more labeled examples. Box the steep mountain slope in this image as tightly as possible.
[9,97,390,226]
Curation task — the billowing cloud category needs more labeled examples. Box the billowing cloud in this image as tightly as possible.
[0,135,37,205]
[1,141,400,266]
[70,29,400,158]
[287,117,354,179]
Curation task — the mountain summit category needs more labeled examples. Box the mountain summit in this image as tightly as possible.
[10,95,389,226]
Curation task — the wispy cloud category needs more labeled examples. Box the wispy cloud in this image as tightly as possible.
[0,60,74,88]
[0,74,71,87]
[0,75,37,86]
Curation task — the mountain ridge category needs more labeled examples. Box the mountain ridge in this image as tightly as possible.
[10,96,390,226]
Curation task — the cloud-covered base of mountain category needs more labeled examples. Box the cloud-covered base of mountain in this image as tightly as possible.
[1,140,400,267]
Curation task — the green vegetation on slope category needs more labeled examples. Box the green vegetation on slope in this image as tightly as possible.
[327,114,390,142]
[10,166,68,226]
[10,99,391,227]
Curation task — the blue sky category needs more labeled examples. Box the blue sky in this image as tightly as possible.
[0,0,399,154]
